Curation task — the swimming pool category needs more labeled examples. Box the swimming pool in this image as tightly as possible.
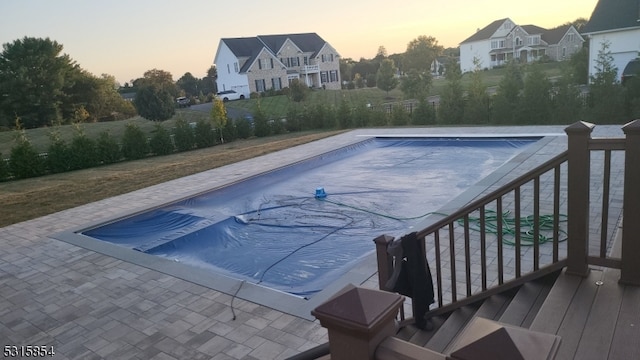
[79,137,540,298]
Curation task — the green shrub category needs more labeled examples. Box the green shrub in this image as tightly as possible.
[96,131,122,164]
[369,109,388,127]
[9,136,44,179]
[285,107,301,132]
[194,119,215,148]
[253,106,271,137]
[336,99,352,129]
[223,119,239,141]
[121,123,149,160]
[411,100,437,125]
[270,118,285,135]
[390,105,410,126]
[173,118,196,151]
[149,124,174,155]
[0,153,8,181]
[234,118,252,139]
[69,133,98,170]
[47,136,70,173]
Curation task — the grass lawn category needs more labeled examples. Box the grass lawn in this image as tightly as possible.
[223,62,565,119]
[0,130,345,227]
[0,110,210,155]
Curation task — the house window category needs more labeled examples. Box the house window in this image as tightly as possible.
[562,47,566,58]
[234,62,238,72]
[320,71,328,83]
[321,54,326,62]
[516,37,522,46]
[270,58,274,68]
[304,56,308,65]
[255,79,266,92]
[227,64,230,74]
[330,70,338,82]
[330,54,334,62]
[567,34,575,42]
[258,59,262,70]
[272,77,282,90]
[491,40,504,49]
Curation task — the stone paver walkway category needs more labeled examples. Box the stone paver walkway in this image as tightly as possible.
[0,125,624,359]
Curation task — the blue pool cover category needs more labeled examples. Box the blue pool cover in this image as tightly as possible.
[83,137,539,297]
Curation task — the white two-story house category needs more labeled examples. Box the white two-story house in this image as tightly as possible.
[214,33,341,98]
[582,0,640,81]
[459,18,584,73]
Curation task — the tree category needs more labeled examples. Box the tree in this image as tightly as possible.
[9,120,44,178]
[569,47,589,85]
[253,102,270,137]
[136,69,178,96]
[403,35,443,73]
[339,58,356,84]
[411,99,436,125]
[376,59,398,95]
[68,124,98,170]
[400,69,432,101]
[173,118,196,151]
[121,123,149,160]
[491,60,523,124]
[552,64,584,124]
[177,72,199,98]
[464,58,490,124]
[354,73,365,88]
[0,37,77,128]
[288,79,309,102]
[47,128,70,173]
[134,84,175,121]
[199,65,218,97]
[375,46,388,60]
[336,98,352,129]
[96,130,121,164]
[210,98,227,143]
[438,60,464,124]
[65,71,136,122]
[149,124,174,155]
[518,64,553,124]
[587,40,625,123]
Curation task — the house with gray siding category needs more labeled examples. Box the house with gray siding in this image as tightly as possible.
[214,33,341,98]
[459,18,584,73]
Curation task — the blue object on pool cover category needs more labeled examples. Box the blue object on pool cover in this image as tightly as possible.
[83,137,538,297]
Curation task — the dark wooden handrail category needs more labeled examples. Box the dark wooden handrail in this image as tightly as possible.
[415,151,568,239]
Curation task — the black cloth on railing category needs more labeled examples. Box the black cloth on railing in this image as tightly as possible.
[390,232,435,330]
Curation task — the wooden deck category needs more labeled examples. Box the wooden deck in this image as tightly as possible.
[531,267,640,360]
[530,226,640,360]
[391,222,640,360]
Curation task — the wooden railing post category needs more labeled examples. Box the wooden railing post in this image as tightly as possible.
[565,121,594,277]
[620,119,640,285]
[373,235,394,291]
[311,285,404,360]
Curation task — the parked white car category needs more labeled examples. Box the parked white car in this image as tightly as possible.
[216,90,245,102]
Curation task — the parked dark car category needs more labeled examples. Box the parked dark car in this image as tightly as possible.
[176,96,190,107]
[622,58,640,85]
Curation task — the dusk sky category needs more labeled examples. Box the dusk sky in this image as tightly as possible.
[1,0,598,85]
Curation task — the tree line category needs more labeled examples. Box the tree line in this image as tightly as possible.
[0,37,218,129]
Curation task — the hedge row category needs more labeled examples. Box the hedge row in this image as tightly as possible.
[1,102,439,182]
[0,117,257,182]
